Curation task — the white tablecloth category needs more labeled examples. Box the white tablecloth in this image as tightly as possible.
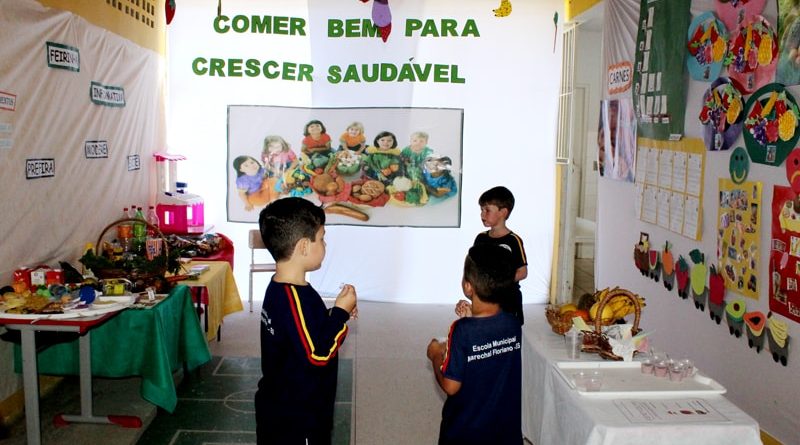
[521,305,762,445]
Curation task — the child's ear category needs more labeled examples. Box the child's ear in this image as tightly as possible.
[296,238,310,256]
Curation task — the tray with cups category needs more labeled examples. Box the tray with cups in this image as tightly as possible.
[554,361,726,397]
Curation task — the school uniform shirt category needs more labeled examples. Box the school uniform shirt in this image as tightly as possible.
[473,231,528,324]
[439,312,522,445]
[255,279,350,439]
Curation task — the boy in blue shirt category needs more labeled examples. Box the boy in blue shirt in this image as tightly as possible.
[255,197,358,445]
[427,244,522,445]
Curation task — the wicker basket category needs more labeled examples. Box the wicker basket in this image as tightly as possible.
[545,305,576,335]
[91,218,172,292]
[581,288,642,361]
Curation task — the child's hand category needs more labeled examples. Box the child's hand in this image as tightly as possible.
[426,338,446,362]
[334,284,358,317]
[455,299,472,318]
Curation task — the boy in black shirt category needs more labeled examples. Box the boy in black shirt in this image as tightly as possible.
[457,186,528,324]
[427,244,522,445]
[255,197,358,445]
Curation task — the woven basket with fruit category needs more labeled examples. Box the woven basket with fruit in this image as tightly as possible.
[580,288,645,361]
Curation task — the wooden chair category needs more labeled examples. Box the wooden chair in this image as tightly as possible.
[249,229,276,312]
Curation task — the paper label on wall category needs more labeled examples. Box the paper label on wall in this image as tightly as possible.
[670,190,685,233]
[657,188,671,228]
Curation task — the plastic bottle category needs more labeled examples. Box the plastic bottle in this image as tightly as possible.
[146,206,160,237]
[128,206,137,219]
[117,208,133,252]
[132,207,146,253]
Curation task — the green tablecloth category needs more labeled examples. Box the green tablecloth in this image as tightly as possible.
[13,285,211,413]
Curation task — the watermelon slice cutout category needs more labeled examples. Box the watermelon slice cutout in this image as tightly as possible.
[744,311,766,336]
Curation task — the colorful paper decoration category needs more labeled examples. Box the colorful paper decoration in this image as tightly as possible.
[744,311,767,352]
[493,0,512,17]
[633,232,650,276]
[699,78,744,151]
[372,0,392,42]
[715,0,766,33]
[648,247,661,282]
[776,5,800,85]
[767,312,790,366]
[729,146,750,184]
[717,179,761,299]
[165,0,176,25]
[708,264,726,324]
[725,298,746,337]
[662,241,675,291]
[687,12,728,82]
[676,256,691,299]
[743,83,800,166]
[725,15,777,94]
[690,249,708,311]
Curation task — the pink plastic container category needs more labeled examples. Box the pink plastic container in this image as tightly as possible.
[156,192,204,234]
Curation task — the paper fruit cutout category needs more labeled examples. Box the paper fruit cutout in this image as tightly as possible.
[687,12,728,81]
[715,0,766,34]
[633,233,650,276]
[676,256,691,299]
[767,312,790,366]
[729,146,750,184]
[372,0,392,42]
[777,193,800,233]
[785,149,800,195]
[744,311,766,352]
[648,247,660,282]
[743,83,800,165]
[690,249,708,311]
[725,298,746,337]
[662,241,675,291]
[725,15,777,94]
[700,78,744,151]
[493,0,512,17]
[708,264,726,324]
[165,0,176,24]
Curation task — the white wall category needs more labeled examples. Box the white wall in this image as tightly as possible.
[597,1,800,442]
[167,0,564,304]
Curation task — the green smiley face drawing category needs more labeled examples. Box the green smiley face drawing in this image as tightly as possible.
[729,146,750,185]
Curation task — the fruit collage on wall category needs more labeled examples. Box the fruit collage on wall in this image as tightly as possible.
[633,232,790,367]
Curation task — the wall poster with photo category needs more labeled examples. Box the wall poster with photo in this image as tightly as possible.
[598,98,637,183]
[227,106,463,227]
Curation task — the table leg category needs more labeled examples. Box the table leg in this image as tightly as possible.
[54,332,142,428]
[20,329,42,445]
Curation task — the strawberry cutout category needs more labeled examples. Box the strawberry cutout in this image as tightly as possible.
[165,0,176,25]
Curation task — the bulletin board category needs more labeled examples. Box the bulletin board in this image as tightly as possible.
[634,137,705,240]
[717,179,761,299]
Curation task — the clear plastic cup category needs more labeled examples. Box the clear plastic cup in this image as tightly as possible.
[654,360,669,377]
[585,371,603,391]
[679,359,694,378]
[640,357,655,374]
[564,331,583,360]
[668,362,685,382]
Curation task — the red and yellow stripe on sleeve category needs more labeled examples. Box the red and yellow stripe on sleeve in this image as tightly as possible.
[440,320,458,373]
[511,232,527,264]
[284,284,348,366]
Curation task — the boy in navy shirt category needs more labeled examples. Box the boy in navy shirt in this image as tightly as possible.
[427,244,522,445]
[255,197,358,445]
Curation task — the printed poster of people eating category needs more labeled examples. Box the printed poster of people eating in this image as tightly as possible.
[228,106,463,227]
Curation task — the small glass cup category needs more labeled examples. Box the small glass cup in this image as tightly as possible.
[640,357,655,374]
[585,371,603,391]
[679,359,694,378]
[654,359,669,377]
[572,371,588,390]
[668,362,685,382]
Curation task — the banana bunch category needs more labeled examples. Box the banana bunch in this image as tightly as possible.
[605,293,646,319]
[768,313,789,348]
[493,0,512,17]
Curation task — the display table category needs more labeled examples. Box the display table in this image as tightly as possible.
[181,260,243,341]
[12,285,211,415]
[522,305,762,445]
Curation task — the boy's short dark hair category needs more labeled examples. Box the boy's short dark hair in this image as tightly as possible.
[463,244,516,304]
[478,186,515,217]
[258,197,325,261]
